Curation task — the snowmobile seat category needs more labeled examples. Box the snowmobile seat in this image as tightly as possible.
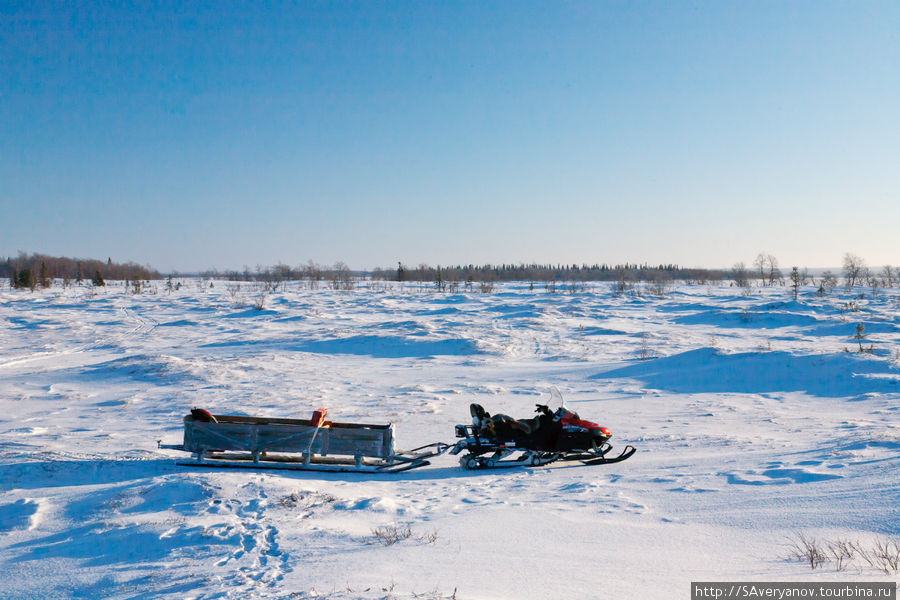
[470,403,542,438]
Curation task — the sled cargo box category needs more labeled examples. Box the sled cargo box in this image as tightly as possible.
[183,412,394,458]
[165,409,447,473]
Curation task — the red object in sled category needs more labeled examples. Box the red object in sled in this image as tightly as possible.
[310,408,328,428]
[190,408,218,423]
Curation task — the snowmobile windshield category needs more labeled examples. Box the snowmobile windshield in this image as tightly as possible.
[554,407,579,420]
[549,387,566,409]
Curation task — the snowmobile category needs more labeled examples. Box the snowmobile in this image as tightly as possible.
[450,389,636,469]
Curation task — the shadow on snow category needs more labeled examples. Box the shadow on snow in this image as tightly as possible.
[593,348,900,397]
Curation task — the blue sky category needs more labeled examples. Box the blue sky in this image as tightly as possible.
[2,2,898,272]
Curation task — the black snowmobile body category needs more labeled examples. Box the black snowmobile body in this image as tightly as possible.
[450,392,636,469]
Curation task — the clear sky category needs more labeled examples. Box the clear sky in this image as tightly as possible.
[2,2,898,272]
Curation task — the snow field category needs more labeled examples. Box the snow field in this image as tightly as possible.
[0,281,898,598]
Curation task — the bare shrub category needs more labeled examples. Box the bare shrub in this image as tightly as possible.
[372,523,412,546]
[305,260,322,289]
[871,537,900,574]
[852,539,878,571]
[614,267,629,294]
[732,262,749,288]
[566,279,585,294]
[787,532,826,569]
[411,588,457,599]
[787,534,900,575]
[253,291,268,311]
[648,273,671,298]
[754,253,782,286]
[826,538,856,571]
[881,265,896,288]
[330,261,354,292]
[226,283,245,307]
[819,270,837,294]
[638,332,652,360]
[843,253,867,289]
[416,528,439,544]
[838,301,859,321]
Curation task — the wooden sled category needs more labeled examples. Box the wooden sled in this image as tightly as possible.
[159,408,449,473]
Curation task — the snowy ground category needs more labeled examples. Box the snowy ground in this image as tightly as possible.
[1,280,898,599]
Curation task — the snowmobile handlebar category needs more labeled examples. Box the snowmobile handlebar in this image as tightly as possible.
[535,404,552,415]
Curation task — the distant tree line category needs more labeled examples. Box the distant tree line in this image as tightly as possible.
[201,260,337,289]
[178,254,900,294]
[376,262,728,285]
[2,253,161,290]
[199,261,730,292]
[6,251,896,296]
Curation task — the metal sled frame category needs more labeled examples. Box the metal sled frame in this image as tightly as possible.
[161,413,450,473]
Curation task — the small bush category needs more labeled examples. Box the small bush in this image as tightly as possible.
[369,523,438,547]
[872,537,900,574]
[416,528,439,544]
[372,523,413,546]
[253,291,268,310]
[787,532,826,569]
[826,539,855,571]
[788,533,900,575]
[638,332,653,360]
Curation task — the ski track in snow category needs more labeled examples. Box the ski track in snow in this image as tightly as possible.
[1,281,899,599]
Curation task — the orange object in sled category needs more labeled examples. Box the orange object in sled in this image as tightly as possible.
[310,408,328,428]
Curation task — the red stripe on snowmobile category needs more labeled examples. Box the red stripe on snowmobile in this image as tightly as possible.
[560,416,608,434]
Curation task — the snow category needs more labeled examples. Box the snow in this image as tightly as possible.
[1,281,898,599]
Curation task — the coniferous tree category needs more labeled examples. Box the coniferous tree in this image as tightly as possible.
[92,270,105,287]
[39,261,50,288]
[789,267,801,301]
[17,268,35,291]
[854,323,867,353]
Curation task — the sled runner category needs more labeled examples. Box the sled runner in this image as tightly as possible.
[449,389,636,469]
[160,408,448,473]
